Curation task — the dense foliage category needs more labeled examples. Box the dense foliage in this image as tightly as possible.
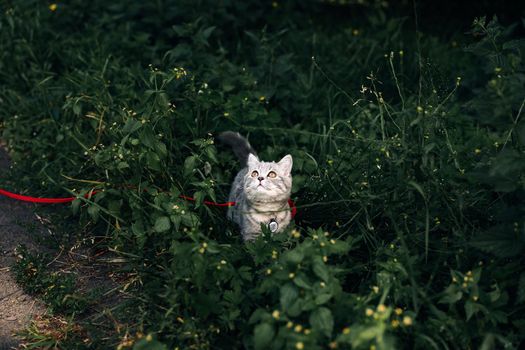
[1,1,524,349]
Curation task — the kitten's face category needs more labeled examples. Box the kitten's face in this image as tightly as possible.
[244,154,293,202]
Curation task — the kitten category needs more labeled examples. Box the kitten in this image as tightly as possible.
[218,131,293,241]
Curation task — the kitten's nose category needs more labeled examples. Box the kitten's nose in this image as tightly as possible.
[258,176,264,181]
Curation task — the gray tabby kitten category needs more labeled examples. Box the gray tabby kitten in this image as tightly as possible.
[218,131,293,241]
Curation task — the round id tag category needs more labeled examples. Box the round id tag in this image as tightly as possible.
[268,219,279,233]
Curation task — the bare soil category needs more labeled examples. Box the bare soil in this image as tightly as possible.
[0,147,129,349]
[0,149,46,350]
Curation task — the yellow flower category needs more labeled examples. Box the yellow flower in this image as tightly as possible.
[372,286,379,294]
[402,316,413,326]
[174,67,187,79]
[294,324,303,333]
[289,272,295,279]
[342,327,351,334]
[146,334,153,341]
[272,310,280,320]
[286,321,293,328]
[474,149,481,154]
[49,3,57,11]
[292,229,301,238]
[365,308,374,316]
[329,341,338,349]
[259,96,266,102]
[394,308,403,315]
[352,29,360,36]
[377,304,386,313]
[323,256,328,263]
[391,319,400,328]
[266,269,272,275]
[198,247,205,254]
[303,328,311,335]
[416,106,424,113]
[296,342,304,350]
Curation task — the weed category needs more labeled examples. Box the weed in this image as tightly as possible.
[1,1,524,349]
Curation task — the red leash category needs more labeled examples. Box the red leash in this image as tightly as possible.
[0,188,99,204]
[0,188,297,218]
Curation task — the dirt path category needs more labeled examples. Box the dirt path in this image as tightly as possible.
[0,150,46,349]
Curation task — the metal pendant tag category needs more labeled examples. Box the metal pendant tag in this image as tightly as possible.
[268,219,279,233]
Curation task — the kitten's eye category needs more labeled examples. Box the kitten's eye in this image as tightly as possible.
[251,171,259,177]
[267,171,277,178]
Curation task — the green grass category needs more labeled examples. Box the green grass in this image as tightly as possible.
[1,1,524,349]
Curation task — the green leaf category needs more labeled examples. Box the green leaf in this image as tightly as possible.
[146,151,162,171]
[122,119,142,134]
[309,307,333,338]
[131,222,145,237]
[154,216,171,232]
[439,285,462,304]
[117,161,129,170]
[315,293,332,305]
[465,300,478,320]
[181,212,200,227]
[293,273,312,290]
[184,155,197,177]
[254,323,274,350]
[248,309,268,324]
[87,205,100,222]
[503,38,525,50]
[71,199,81,215]
[312,257,329,282]
[170,215,181,231]
[288,299,304,317]
[72,103,81,116]
[194,191,205,208]
[284,249,304,265]
[280,283,298,311]
[202,26,216,40]
[408,180,426,200]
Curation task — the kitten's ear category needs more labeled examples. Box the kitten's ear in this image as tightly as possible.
[247,153,259,168]
[278,154,293,175]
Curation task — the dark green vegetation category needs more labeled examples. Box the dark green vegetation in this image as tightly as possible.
[1,1,524,349]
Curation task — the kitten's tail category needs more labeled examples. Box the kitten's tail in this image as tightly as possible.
[217,131,257,167]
